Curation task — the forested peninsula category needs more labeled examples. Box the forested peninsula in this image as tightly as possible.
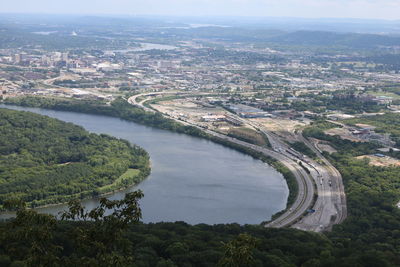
[0,108,150,209]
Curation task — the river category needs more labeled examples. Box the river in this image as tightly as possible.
[0,105,288,225]
[107,43,177,53]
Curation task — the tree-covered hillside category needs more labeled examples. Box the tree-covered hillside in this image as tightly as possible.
[0,108,150,208]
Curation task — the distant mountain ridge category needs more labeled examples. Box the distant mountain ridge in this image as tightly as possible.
[267,30,400,48]
[0,14,399,50]
[174,26,400,49]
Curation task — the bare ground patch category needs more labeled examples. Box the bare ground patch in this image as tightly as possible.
[356,155,400,167]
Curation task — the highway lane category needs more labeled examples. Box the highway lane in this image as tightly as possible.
[297,134,347,227]
[252,124,346,231]
[128,93,159,113]
[242,125,318,228]
[204,120,346,231]
[201,130,316,228]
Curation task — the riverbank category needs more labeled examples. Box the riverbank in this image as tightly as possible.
[0,168,150,216]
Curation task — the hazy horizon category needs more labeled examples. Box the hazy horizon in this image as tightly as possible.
[1,0,400,20]
[0,13,399,23]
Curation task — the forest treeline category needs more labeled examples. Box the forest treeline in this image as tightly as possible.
[0,108,150,209]
[3,96,210,138]
[0,193,339,267]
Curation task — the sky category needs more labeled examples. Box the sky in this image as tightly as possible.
[1,0,400,20]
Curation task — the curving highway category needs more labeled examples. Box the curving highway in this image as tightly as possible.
[128,93,347,232]
[294,134,347,230]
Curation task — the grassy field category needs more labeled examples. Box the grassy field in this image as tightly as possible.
[99,169,141,192]
[367,91,400,100]
[227,127,270,147]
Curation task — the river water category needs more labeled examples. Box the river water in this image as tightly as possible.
[107,43,177,53]
[0,105,288,225]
